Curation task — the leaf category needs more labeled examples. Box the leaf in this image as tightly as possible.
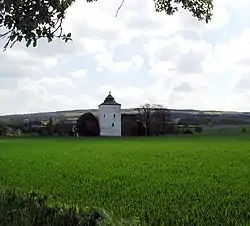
[47,36,53,43]
[10,34,16,41]
[26,39,32,47]
[33,39,37,47]
[65,37,72,43]
[17,36,23,42]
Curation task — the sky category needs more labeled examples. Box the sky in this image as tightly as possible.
[1,0,250,115]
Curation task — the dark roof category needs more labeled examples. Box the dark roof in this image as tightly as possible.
[99,92,121,106]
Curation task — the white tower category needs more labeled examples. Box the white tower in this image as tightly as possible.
[99,92,121,137]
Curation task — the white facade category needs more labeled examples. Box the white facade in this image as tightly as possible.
[98,93,121,137]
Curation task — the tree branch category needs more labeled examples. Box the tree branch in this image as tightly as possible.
[115,0,125,17]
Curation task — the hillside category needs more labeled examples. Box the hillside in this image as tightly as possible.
[1,108,250,125]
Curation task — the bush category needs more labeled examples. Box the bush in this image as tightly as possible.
[165,123,176,134]
[0,189,104,226]
[183,128,193,134]
[242,127,246,133]
[0,125,7,136]
[194,126,203,133]
[77,113,100,137]
[39,128,49,137]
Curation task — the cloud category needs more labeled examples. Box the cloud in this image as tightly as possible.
[234,73,250,93]
[173,83,194,93]
[1,0,250,114]
[70,69,88,79]
[173,50,205,74]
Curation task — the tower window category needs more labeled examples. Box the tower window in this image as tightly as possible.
[112,123,114,127]
[113,114,115,117]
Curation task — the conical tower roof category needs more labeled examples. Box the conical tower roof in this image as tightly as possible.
[99,92,121,106]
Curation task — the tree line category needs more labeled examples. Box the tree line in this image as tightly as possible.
[0,104,204,137]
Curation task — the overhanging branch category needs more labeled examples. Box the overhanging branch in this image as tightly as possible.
[115,0,125,17]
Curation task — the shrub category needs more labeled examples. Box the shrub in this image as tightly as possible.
[165,123,176,134]
[0,189,104,226]
[77,113,100,137]
[183,128,194,134]
[39,128,49,137]
[0,125,7,136]
[242,127,246,133]
[194,126,203,133]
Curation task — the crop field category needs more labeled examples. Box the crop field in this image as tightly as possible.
[1,135,250,225]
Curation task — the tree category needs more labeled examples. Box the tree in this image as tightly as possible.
[0,124,7,136]
[0,0,213,51]
[45,117,54,136]
[53,120,73,136]
[242,127,246,133]
[136,103,172,136]
[76,112,100,136]
[194,126,203,133]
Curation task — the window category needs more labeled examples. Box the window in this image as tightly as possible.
[104,114,105,117]
[113,114,115,117]
[112,123,114,127]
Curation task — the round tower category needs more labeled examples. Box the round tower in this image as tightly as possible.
[98,92,121,137]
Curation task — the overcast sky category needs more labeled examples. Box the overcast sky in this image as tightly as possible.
[0,0,250,115]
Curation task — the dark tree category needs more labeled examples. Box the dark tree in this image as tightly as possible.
[194,126,203,133]
[151,104,173,135]
[0,0,213,50]
[0,124,7,136]
[136,104,173,136]
[136,120,146,136]
[129,120,146,136]
[45,117,54,136]
[53,120,73,136]
[136,104,151,136]
[76,112,100,137]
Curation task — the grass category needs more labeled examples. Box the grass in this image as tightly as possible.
[0,189,106,226]
[1,135,250,225]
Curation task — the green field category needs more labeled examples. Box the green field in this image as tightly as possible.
[1,135,250,225]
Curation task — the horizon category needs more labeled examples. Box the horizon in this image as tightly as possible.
[1,107,248,117]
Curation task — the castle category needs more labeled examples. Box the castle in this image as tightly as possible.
[98,92,122,137]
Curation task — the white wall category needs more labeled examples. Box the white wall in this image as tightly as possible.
[98,105,121,136]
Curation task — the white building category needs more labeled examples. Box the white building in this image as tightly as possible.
[99,92,121,137]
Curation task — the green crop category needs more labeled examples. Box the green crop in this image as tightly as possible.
[1,135,250,225]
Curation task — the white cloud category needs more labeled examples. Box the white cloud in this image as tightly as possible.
[43,57,58,68]
[95,52,132,72]
[81,38,107,53]
[70,69,87,78]
[1,0,250,114]
[131,55,144,70]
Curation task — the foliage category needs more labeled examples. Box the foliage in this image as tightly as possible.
[0,189,105,225]
[54,120,74,136]
[194,126,203,133]
[76,112,100,136]
[0,0,213,50]
[154,0,213,23]
[183,128,193,134]
[242,127,246,133]
[1,136,250,225]
[45,117,54,136]
[39,127,49,136]
[136,103,173,136]
[129,120,146,136]
[0,124,7,135]
[135,120,146,136]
